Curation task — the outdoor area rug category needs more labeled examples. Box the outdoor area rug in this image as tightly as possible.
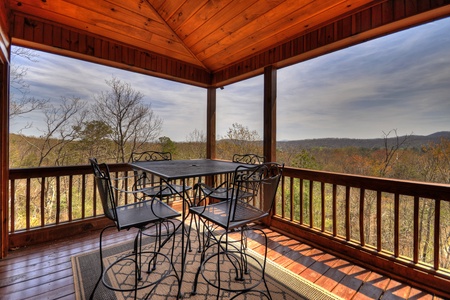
[72,226,341,299]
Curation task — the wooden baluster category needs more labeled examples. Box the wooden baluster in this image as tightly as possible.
[360,188,365,247]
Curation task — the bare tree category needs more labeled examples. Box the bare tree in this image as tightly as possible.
[184,129,206,159]
[379,129,411,177]
[10,47,48,119]
[19,96,87,166]
[92,77,162,163]
[218,123,261,159]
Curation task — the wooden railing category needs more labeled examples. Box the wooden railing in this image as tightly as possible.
[8,164,450,296]
[271,167,450,296]
[8,163,198,247]
[9,164,125,233]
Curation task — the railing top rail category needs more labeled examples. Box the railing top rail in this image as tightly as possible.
[9,163,131,179]
[283,167,450,201]
[9,164,450,200]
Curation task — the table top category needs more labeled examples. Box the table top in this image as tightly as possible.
[129,159,251,180]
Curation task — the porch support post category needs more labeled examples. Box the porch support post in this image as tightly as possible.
[263,65,277,216]
[206,87,216,159]
[0,3,10,258]
[263,65,277,162]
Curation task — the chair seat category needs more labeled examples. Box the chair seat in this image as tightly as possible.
[189,200,267,230]
[116,199,181,230]
[140,184,192,198]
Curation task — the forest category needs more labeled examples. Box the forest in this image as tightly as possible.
[10,127,450,185]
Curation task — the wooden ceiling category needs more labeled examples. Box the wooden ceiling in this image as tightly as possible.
[6,0,450,87]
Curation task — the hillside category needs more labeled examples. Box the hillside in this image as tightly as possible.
[278,131,450,149]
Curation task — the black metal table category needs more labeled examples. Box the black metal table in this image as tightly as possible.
[128,159,250,296]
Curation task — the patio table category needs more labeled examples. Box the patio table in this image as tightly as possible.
[128,159,251,296]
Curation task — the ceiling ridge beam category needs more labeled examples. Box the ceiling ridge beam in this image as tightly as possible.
[143,0,210,72]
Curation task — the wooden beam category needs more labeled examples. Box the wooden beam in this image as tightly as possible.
[206,87,216,159]
[263,65,276,163]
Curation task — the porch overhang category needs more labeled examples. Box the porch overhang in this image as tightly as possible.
[5,1,450,88]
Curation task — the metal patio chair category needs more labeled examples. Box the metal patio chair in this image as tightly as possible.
[195,153,265,202]
[190,162,283,299]
[89,158,181,300]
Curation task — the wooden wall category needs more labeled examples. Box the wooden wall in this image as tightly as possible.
[10,13,212,88]
[212,0,450,86]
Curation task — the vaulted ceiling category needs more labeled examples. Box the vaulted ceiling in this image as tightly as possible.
[6,0,450,87]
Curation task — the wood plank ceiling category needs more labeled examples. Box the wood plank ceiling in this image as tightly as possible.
[6,0,450,87]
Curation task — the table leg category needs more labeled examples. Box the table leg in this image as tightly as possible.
[179,178,186,298]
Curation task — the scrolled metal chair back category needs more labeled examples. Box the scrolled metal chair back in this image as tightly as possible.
[232,153,265,165]
[130,151,173,190]
[231,162,283,220]
[131,151,172,162]
[89,158,118,223]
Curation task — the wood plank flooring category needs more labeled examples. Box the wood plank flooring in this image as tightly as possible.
[0,226,445,300]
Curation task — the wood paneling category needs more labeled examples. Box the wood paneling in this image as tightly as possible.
[213,0,450,86]
[10,13,211,87]
[11,0,200,64]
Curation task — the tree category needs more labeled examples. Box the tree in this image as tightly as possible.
[218,123,262,159]
[422,138,450,184]
[183,129,206,159]
[159,136,177,155]
[75,120,113,160]
[291,149,320,169]
[377,129,411,177]
[91,77,162,163]
[19,96,87,166]
[10,47,48,120]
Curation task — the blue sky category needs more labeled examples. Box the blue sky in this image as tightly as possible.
[10,17,450,142]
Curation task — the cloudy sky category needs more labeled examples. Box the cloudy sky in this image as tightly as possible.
[10,17,450,142]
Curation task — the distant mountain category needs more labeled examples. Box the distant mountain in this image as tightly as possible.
[278,132,450,149]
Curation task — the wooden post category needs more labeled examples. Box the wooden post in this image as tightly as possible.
[206,87,216,160]
[0,37,10,258]
[263,65,277,163]
[263,65,277,218]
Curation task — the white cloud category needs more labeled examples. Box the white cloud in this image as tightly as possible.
[277,17,450,140]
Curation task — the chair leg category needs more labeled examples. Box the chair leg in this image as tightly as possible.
[191,218,210,295]
[188,213,202,253]
[133,230,144,300]
[248,227,272,300]
[89,225,115,300]
[193,224,273,300]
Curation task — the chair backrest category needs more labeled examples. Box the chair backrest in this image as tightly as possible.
[231,162,283,221]
[89,158,118,223]
[131,151,173,188]
[131,151,172,162]
[232,153,265,165]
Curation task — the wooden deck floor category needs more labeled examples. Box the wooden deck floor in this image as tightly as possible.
[0,225,444,300]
